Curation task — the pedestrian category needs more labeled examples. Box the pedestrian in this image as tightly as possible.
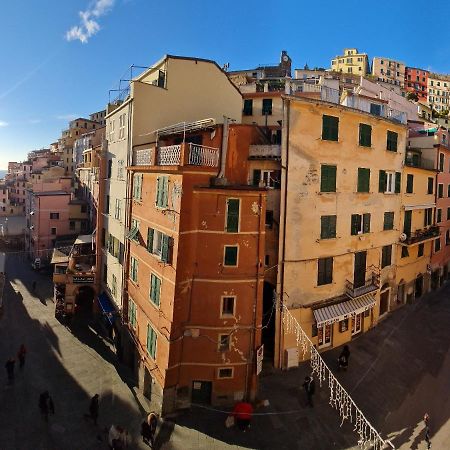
[38,391,55,422]
[232,401,253,432]
[5,357,15,382]
[338,345,350,371]
[108,424,128,449]
[148,412,158,447]
[424,413,431,449]
[141,419,152,446]
[17,344,27,369]
[302,375,315,407]
[88,394,99,425]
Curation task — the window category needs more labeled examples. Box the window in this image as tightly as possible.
[424,208,433,226]
[130,256,138,283]
[218,368,233,379]
[320,215,336,239]
[109,119,115,141]
[322,115,339,141]
[262,99,272,115]
[221,296,235,316]
[146,228,172,263]
[107,159,112,178]
[379,170,400,193]
[438,183,444,198]
[265,255,270,266]
[370,103,382,116]
[243,99,253,116]
[114,199,122,220]
[156,176,168,208]
[130,219,140,243]
[218,334,230,352]
[447,207,450,220]
[359,124,372,147]
[117,160,124,179]
[252,169,281,188]
[226,198,240,233]
[69,221,75,231]
[149,274,161,306]
[427,177,434,194]
[317,257,333,285]
[320,165,337,192]
[387,131,398,152]
[111,274,117,297]
[401,246,409,258]
[357,168,370,192]
[146,324,157,359]
[406,174,414,193]
[128,298,137,329]
[383,212,394,230]
[439,153,445,172]
[265,210,274,229]
[446,230,450,246]
[381,245,392,268]
[50,212,59,219]
[435,238,441,252]
[351,213,370,235]
[224,246,238,266]
[51,227,56,235]
[118,113,126,140]
[339,319,349,333]
[437,208,442,223]
[133,173,143,201]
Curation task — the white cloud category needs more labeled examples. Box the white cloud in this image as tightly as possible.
[56,114,78,121]
[0,121,9,128]
[29,119,42,124]
[66,0,115,44]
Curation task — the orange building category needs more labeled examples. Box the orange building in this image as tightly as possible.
[124,121,268,414]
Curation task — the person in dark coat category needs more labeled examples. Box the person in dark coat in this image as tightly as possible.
[338,345,350,371]
[232,402,253,431]
[424,413,431,449]
[17,344,27,369]
[302,375,315,407]
[39,391,55,421]
[89,394,99,425]
[142,412,158,447]
[5,357,15,382]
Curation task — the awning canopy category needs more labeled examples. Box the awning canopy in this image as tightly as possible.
[126,225,139,241]
[313,293,376,327]
[97,292,117,324]
[75,234,93,245]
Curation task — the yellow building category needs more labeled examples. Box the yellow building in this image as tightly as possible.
[396,150,438,302]
[331,48,369,76]
[276,95,406,367]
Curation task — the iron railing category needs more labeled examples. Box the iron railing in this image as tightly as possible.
[188,143,219,167]
[345,272,380,298]
[404,226,439,245]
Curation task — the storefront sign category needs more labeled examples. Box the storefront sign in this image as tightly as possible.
[73,276,94,284]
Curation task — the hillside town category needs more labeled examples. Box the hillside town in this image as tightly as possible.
[2,48,450,449]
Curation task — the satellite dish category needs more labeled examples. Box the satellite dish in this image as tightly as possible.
[399,233,407,242]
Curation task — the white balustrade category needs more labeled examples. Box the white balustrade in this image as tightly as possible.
[157,145,181,165]
[133,148,153,166]
[188,144,219,167]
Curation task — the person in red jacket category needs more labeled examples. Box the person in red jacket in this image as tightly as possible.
[232,401,253,432]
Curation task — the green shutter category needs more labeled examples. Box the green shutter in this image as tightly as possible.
[147,324,157,358]
[351,214,361,235]
[406,174,414,193]
[318,257,333,285]
[404,210,412,235]
[383,212,394,230]
[401,246,409,258]
[363,213,371,233]
[226,199,240,232]
[147,228,154,253]
[395,172,401,193]
[162,176,169,207]
[321,165,337,192]
[359,124,372,147]
[150,274,161,306]
[378,170,387,193]
[155,276,161,306]
[252,170,261,186]
[322,115,339,141]
[418,243,424,257]
[387,131,398,151]
[161,234,170,263]
[321,215,336,239]
[357,168,370,192]
[437,209,442,223]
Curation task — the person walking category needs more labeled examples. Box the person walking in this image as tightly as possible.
[302,375,315,407]
[108,424,128,449]
[88,394,99,425]
[17,344,27,369]
[5,357,15,382]
[232,401,253,432]
[424,413,431,449]
[39,391,55,422]
[338,345,350,371]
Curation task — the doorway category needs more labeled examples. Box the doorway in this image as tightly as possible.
[262,282,276,362]
[415,275,423,298]
[379,289,390,316]
[353,251,367,289]
[191,381,212,405]
[75,285,95,316]
[318,324,332,348]
[351,313,362,336]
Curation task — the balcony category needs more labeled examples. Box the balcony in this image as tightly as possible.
[249,145,281,159]
[133,143,220,168]
[345,272,380,298]
[403,226,440,245]
[405,150,437,171]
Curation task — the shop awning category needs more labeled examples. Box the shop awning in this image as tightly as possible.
[97,292,116,324]
[125,224,139,241]
[313,293,376,327]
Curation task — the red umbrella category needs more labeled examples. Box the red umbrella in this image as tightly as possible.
[232,402,253,421]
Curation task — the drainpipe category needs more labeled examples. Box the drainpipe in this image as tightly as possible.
[217,116,229,180]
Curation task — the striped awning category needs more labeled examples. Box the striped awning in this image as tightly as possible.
[313,293,376,327]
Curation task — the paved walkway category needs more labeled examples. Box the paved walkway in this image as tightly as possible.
[2,252,450,449]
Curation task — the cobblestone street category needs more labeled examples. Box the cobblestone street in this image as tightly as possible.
[1,253,450,449]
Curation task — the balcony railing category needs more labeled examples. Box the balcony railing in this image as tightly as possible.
[157,145,181,165]
[404,226,440,245]
[188,143,219,167]
[345,272,380,298]
[133,148,153,166]
[249,145,281,159]
[405,151,436,171]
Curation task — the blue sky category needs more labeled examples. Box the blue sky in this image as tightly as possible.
[1,0,450,168]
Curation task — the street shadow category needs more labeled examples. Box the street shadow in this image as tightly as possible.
[0,254,149,450]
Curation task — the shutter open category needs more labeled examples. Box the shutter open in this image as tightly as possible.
[363,213,371,233]
[395,172,401,193]
[161,234,170,263]
[147,228,154,253]
[378,170,387,192]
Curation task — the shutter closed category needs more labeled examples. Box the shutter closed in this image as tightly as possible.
[147,228,154,253]
[395,172,401,193]
[379,170,387,192]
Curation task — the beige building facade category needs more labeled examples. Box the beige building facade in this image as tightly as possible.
[428,73,450,114]
[330,48,369,76]
[372,57,405,88]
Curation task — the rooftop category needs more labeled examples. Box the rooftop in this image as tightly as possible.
[33,190,70,197]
